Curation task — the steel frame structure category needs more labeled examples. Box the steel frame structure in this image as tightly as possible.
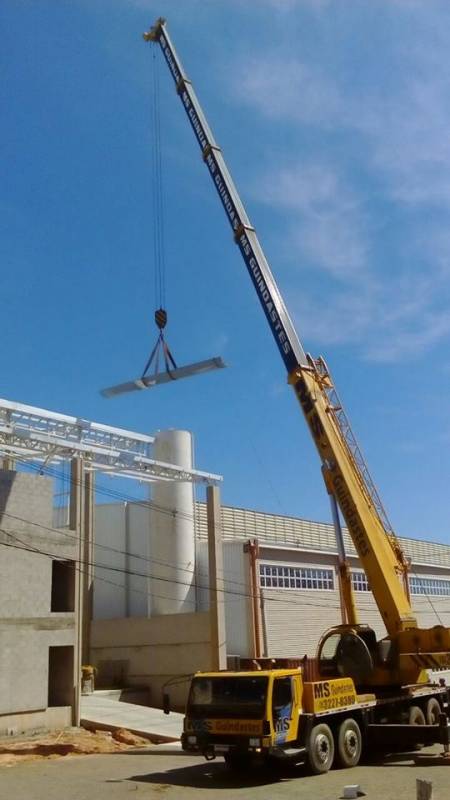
[0,397,221,485]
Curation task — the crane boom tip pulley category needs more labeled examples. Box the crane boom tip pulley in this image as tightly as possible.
[143,17,165,42]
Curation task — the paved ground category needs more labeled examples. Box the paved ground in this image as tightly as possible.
[1,745,449,800]
[81,693,183,742]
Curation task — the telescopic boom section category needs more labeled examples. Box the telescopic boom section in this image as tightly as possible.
[144,18,417,637]
[143,19,307,374]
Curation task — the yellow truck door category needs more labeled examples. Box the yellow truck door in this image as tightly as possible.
[271,675,298,745]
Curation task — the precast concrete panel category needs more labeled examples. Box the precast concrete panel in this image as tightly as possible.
[0,545,52,618]
[0,471,53,533]
[222,541,252,657]
[93,504,127,619]
[196,540,252,657]
[0,629,48,714]
[150,430,195,615]
[128,503,151,617]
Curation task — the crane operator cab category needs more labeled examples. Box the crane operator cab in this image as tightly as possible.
[317,625,396,687]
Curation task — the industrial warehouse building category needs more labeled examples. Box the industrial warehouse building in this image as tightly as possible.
[1,397,450,724]
[91,496,450,704]
[194,503,450,655]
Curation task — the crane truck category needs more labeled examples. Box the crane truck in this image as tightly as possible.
[143,19,450,772]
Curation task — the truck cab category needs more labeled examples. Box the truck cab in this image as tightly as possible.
[180,665,449,773]
[182,669,303,765]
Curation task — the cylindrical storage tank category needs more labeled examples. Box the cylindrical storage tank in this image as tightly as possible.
[149,429,196,616]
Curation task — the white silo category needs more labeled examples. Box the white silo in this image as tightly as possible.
[149,429,196,615]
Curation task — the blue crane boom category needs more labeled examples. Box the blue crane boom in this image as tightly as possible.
[143,19,307,374]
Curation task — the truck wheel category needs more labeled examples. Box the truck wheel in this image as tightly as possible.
[306,723,335,774]
[426,698,441,725]
[335,718,362,768]
[224,752,252,771]
[409,705,425,750]
[409,706,426,726]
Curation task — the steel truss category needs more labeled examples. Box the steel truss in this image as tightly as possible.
[0,398,221,485]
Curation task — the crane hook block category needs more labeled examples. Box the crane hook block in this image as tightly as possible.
[155,308,167,330]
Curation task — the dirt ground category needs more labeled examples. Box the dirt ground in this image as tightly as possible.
[0,727,150,768]
[0,743,449,800]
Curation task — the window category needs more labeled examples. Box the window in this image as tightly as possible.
[272,677,292,713]
[51,560,75,612]
[188,676,268,719]
[409,576,450,597]
[351,572,370,592]
[260,564,334,591]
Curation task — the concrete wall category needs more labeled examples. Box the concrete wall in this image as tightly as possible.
[93,503,150,620]
[0,707,73,737]
[93,504,126,619]
[196,540,252,657]
[0,470,77,735]
[90,611,211,710]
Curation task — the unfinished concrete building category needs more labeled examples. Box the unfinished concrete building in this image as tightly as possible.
[0,470,78,735]
[0,398,222,730]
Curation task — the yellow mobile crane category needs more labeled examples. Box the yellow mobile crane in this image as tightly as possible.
[144,19,450,772]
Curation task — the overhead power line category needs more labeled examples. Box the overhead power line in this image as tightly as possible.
[0,527,348,613]
[3,459,448,622]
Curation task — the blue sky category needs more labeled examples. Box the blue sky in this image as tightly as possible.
[2,0,450,544]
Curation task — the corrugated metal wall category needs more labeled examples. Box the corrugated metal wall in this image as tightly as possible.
[195,503,341,553]
[194,502,450,569]
[195,500,450,658]
[258,554,450,658]
[259,549,341,657]
[410,566,450,629]
[258,548,390,657]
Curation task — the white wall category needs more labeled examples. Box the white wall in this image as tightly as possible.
[93,503,151,620]
[197,540,252,657]
[93,504,127,620]
[127,504,152,617]
[90,611,211,710]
